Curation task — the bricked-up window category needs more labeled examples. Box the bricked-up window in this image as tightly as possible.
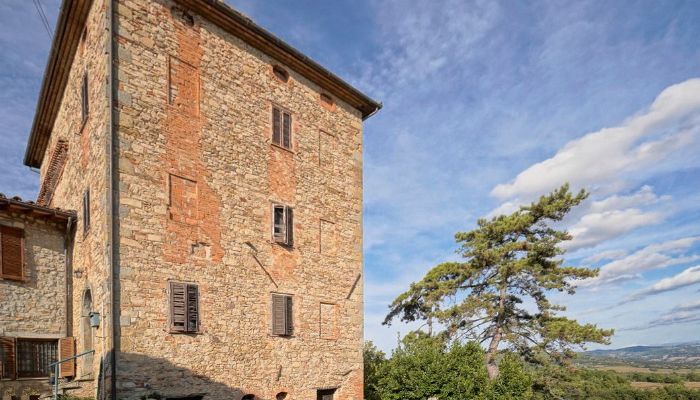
[317,389,336,400]
[271,106,292,149]
[271,294,293,336]
[81,72,89,124]
[16,339,57,378]
[169,282,199,333]
[272,204,293,246]
[0,337,16,379]
[0,226,24,281]
[82,189,91,235]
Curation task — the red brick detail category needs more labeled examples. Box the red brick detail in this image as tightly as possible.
[162,8,222,265]
[37,139,69,206]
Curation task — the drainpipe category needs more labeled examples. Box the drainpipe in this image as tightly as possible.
[106,0,118,399]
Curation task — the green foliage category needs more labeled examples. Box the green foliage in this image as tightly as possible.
[364,341,387,400]
[492,353,533,399]
[376,334,490,400]
[384,184,613,376]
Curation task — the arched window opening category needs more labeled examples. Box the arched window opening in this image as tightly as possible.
[276,392,288,400]
[272,65,289,83]
[80,289,94,377]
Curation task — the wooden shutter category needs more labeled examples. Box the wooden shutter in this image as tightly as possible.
[59,337,75,378]
[186,284,199,332]
[0,337,16,380]
[282,112,291,149]
[285,295,293,336]
[272,294,286,335]
[170,282,187,332]
[0,226,24,281]
[272,107,281,145]
[285,206,293,246]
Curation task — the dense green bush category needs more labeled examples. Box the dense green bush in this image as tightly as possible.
[365,339,700,400]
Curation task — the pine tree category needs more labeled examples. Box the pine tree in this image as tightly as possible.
[384,184,613,378]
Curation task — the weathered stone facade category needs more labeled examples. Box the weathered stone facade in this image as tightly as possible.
[17,0,379,399]
[0,197,75,399]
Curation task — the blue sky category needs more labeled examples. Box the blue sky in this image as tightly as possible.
[2,0,700,353]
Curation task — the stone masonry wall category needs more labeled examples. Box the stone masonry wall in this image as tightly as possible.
[0,211,67,399]
[39,0,111,396]
[114,0,364,399]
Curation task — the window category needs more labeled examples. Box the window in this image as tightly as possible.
[276,393,288,400]
[271,106,292,149]
[317,389,336,400]
[16,339,58,378]
[169,282,199,333]
[271,294,293,336]
[82,189,91,235]
[0,226,24,281]
[81,72,89,124]
[272,65,289,83]
[272,204,294,246]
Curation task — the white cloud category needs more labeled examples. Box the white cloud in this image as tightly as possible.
[565,208,663,251]
[630,265,700,301]
[583,249,628,264]
[579,236,700,287]
[491,78,700,200]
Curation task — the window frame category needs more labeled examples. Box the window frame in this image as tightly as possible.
[82,189,91,236]
[271,105,293,150]
[15,338,58,379]
[168,281,200,334]
[0,226,25,281]
[81,72,89,126]
[271,203,294,247]
[271,293,293,337]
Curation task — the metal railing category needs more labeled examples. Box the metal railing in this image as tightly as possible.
[49,349,95,400]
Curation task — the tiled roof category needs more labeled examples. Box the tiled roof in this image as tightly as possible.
[0,192,76,223]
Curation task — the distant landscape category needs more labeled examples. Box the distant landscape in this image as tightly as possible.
[580,342,700,370]
[578,343,700,390]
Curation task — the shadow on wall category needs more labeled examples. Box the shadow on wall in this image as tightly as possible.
[114,352,259,400]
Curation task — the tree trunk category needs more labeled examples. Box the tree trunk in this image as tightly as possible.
[485,327,502,379]
[486,283,508,379]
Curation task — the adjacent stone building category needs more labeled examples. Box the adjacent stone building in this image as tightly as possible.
[5,0,380,399]
[0,194,76,398]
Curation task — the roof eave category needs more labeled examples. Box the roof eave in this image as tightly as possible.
[24,0,93,168]
[175,0,382,119]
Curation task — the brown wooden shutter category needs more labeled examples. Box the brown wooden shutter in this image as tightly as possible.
[282,112,291,149]
[170,282,187,332]
[0,337,16,380]
[0,226,24,281]
[58,337,75,378]
[285,295,293,336]
[272,294,286,335]
[285,206,294,246]
[186,284,199,332]
[272,107,281,145]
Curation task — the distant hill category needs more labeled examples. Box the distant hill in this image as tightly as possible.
[579,342,700,369]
